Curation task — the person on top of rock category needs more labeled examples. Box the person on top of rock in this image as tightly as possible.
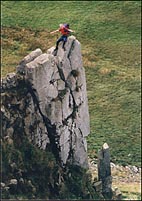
[50,24,75,51]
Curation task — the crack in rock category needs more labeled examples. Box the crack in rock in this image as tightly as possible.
[26,81,62,164]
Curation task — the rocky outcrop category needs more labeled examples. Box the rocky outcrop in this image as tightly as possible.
[1,36,90,168]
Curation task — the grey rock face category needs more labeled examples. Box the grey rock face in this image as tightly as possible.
[16,48,42,74]
[1,36,90,168]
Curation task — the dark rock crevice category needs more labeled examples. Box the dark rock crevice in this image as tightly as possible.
[56,60,78,121]
[67,39,75,68]
[26,81,62,164]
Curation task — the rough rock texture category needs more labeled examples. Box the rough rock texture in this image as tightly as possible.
[1,36,90,168]
[98,143,113,199]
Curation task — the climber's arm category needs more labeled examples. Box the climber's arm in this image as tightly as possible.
[50,29,59,34]
[68,29,75,33]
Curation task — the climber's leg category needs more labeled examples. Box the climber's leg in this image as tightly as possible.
[62,36,68,51]
[55,36,64,50]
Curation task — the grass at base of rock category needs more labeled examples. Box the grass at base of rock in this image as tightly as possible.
[85,62,141,167]
[113,182,141,200]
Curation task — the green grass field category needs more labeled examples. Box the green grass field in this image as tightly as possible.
[1,1,141,167]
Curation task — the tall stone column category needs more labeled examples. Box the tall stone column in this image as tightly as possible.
[98,143,113,199]
[15,36,90,168]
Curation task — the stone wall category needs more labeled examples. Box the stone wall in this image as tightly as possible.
[1,36,90,168]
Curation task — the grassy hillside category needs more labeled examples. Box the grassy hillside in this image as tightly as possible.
[1,1,141,166]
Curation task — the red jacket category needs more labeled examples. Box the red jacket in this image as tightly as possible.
[59,26,70,36]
